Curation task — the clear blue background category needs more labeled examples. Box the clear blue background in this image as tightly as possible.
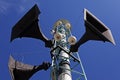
[0,0,120,80]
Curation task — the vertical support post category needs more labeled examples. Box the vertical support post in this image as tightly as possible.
[58,50,72,80]
[51,20,72,80]
[57,25,72,80]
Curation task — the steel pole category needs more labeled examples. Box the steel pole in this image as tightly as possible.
[58,50,72,80]
[52,20,72,80]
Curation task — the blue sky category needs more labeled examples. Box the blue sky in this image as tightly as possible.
[0,0,120,80]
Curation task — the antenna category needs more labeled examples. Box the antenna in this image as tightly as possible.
[9,4,115,80]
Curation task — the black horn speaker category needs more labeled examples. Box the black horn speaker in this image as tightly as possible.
[10,4,53,48]
[70,9,115,52]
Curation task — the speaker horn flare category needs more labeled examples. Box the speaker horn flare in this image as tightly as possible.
[70,9,115,52]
